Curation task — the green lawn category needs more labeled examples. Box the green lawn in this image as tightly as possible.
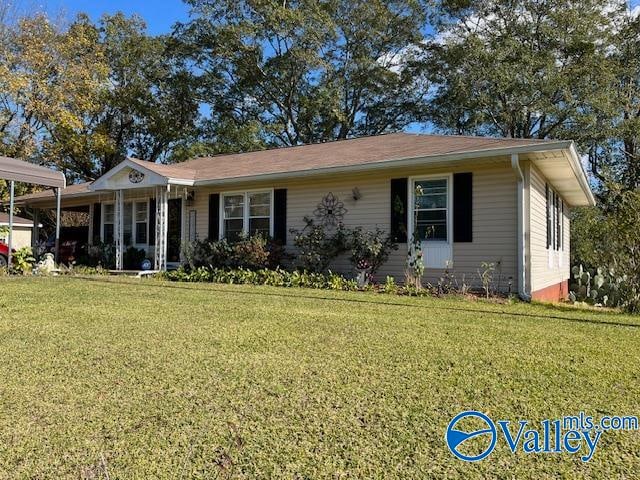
[1,277,639,478]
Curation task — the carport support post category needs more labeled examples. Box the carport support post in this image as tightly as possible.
[55,187,61,264]
[32,208,40,248]
[7,180,14,267]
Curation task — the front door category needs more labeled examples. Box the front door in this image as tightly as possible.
[167,198,182,263]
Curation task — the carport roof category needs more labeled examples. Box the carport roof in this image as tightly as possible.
[0,156,66,188]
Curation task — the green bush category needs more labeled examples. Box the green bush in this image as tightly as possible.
[181,235,286,271]
[10,247,36,274]
[348,227,398,276]
[570,186,640,313]
[79,242,116,269]
[290,217,350,273]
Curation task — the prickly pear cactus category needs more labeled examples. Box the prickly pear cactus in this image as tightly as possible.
[569,264,626,307]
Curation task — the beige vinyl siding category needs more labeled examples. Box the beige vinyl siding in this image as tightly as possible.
[192,159,519,291]
[0,227,32,249]
[528,163,570,292]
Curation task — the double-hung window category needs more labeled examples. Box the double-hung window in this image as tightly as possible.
[102,200,149,246]
[135,202,148,244]
[222,191,272,241]
[223,194,245,242]
[103,204,115,244]
[546,184,563,251]
[414,178,449,241]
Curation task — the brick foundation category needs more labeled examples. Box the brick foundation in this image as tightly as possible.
[531,280,569,302]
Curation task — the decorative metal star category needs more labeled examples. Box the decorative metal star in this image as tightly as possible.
[314,192,347,227]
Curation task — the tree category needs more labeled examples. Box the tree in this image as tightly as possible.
[583,10,640,189]
[92,13,199,175]
[0,12,200,185]
[176,0,430,151]
[427,0,618,140]
[0,13,109,177]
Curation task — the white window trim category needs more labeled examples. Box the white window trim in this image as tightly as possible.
[219,189,274,239]
[546,186,565,269]
[407,174,453,245]
[101,199,150,247]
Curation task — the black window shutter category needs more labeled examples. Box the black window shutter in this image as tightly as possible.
[208,193,220,241]
[546,183,551,249]
[273,189,287,244]
[390,178,408,243]
[149,198,156,245]
[453,172,473,242]
[92,203,101,243]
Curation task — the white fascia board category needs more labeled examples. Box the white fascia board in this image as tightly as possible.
[89,158,168,191]
[192,141,574,187]
[0,222,34,227]
[566,142,596,206]
[167,178,196,186]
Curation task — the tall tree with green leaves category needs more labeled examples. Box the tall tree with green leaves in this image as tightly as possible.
[176,0,431,151]
[93,13,199,175]
[427,0,640,192]
[427,0,619,140]
[584,9,640,189]
[0,11,200,186]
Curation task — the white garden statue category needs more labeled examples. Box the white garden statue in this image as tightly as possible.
[36,253,57,275]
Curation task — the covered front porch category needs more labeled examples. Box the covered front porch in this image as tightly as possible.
[18,158,197,271]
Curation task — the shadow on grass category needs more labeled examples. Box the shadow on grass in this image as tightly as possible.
[70,276,640,330]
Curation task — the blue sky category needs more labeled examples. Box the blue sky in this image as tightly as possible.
[39,0,190,34]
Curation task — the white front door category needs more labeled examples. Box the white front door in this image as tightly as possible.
[409,175,453,269]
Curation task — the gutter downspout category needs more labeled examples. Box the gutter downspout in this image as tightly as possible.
[511,153,531,301]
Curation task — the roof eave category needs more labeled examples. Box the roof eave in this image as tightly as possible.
[192,141,575,187]
[567,142,596,206]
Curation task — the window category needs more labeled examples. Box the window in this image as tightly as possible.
[135,202,148,244]
[102,200,149,245]
[222,191,272,240]
[546,185,563,251]
[123,202,133,245]
[223,194,245,242]
[249,192,271,236]
[103,204,115,244]
[414,178,448,241]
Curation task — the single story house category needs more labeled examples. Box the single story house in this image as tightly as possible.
[14,133,595,301]
[0,212,37,249]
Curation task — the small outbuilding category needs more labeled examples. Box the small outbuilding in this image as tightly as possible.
[0,212,38,249]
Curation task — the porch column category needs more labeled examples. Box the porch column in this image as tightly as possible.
[115,189,124,270]
[7,180,14,266]
[54,187,61,263]
[154,186,168,271]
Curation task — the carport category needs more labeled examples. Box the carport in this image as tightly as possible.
[0,156,66,265]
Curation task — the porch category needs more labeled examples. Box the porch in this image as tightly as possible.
[17,159,198,271]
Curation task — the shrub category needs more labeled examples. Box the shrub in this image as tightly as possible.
[570,186,640,313]
[11,247,36,274]
[123,247,147,270]
[348,227,398,277]
[80,242,116,269]
[290,217,349,273]
[181,238,234,270]
[181,235,286,272]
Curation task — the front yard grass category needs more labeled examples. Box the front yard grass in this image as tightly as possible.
[0,276,639,478]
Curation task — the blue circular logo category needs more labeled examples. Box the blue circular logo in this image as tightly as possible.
[446,411,497,462]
